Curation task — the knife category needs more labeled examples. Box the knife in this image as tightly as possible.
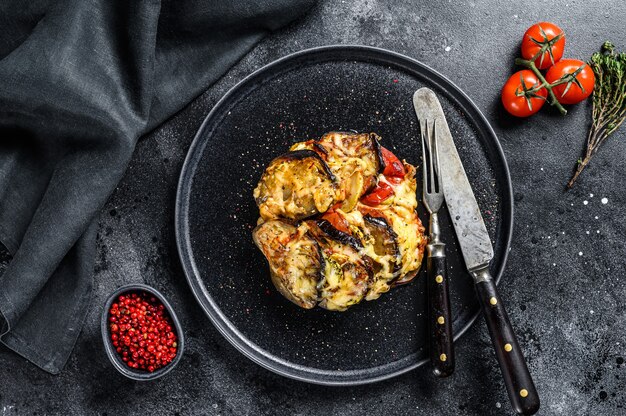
[413,88,540,416]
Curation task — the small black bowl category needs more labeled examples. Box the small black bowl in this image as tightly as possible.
[101,283,185,381]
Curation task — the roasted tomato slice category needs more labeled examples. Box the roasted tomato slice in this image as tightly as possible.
[320,208,351,234]
[361,181,394,206]
[380,147,405,178]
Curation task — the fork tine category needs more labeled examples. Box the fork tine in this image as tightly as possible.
[421,120,429,194]
[432,119,442,194]
[427,121,436,195]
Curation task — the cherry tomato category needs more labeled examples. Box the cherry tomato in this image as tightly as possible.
[360,181,394,206]
[380,147,405,178]
[545,59,595,105]
[320,209,350,234]
[521,22,565,69]
[501,70,548,117]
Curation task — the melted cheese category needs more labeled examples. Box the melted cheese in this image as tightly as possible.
[357,163,426,282]
[254,154,336,220]
[290,133,379,212]
[318,252,368,311]
[253,221,321,309]
[341,209,400,301]
[387,164,426,276]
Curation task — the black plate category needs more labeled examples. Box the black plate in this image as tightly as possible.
[175,46,513,385]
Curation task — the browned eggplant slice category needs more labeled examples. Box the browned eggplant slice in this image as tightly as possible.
[359,204,426,287]
[252,220,322,309]
[363,215,400,269]
[253,150,337,221]
[362,214,402,299]
[290,140,329,158]
[317,132,381,186]
[372,134,385,174]
[317,132,381,172]
[291,132,383,212]
[306,220,373,311]
[357,165,427,288]
[393,269,419,286]
[316,218,363,251]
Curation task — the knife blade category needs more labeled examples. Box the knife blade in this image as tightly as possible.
[413,87,540,416]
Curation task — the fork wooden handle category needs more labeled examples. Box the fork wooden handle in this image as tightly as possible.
[476,279,540,415]
[427,252,454,377]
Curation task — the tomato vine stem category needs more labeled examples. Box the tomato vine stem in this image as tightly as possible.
[515,58,568,115]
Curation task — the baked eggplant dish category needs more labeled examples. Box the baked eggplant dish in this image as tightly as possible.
[253,132,427,311]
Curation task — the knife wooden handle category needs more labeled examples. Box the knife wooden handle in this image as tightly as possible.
[476,279,540,415]
[427,253,454,377]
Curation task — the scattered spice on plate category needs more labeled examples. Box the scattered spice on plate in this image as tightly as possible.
[109,292,178,372]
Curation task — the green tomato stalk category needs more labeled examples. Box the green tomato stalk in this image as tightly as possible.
[515,58,567,115]
[514,29,569,114]
[513,28,590,115]
[515,57,589,115]
[568,42,626,188]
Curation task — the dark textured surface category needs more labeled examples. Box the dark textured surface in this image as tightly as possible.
[178,47,510,383]
[0,0,316,375]
[1,0,625,414]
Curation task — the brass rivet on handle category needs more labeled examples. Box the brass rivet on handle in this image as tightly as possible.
[435,275,443,284]
[520,389,528,398]
[489,297,498,305]
[504,343,513,352]
[440,353,447,362]
[437,316,445,325]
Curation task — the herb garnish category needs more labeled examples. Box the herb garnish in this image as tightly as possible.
[568,42,626,188]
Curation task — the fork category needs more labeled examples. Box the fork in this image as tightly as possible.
[421,119,454,377]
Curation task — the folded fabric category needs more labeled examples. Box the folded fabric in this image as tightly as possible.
[0,0,316,374]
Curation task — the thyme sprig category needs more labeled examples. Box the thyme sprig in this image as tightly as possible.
[567,42,626,188]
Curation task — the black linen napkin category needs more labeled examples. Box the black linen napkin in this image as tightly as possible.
[0,0,316,374]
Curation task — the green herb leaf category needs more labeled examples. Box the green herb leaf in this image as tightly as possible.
[568,42,626,188]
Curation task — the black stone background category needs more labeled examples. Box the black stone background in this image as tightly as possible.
[1,0,625,414]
